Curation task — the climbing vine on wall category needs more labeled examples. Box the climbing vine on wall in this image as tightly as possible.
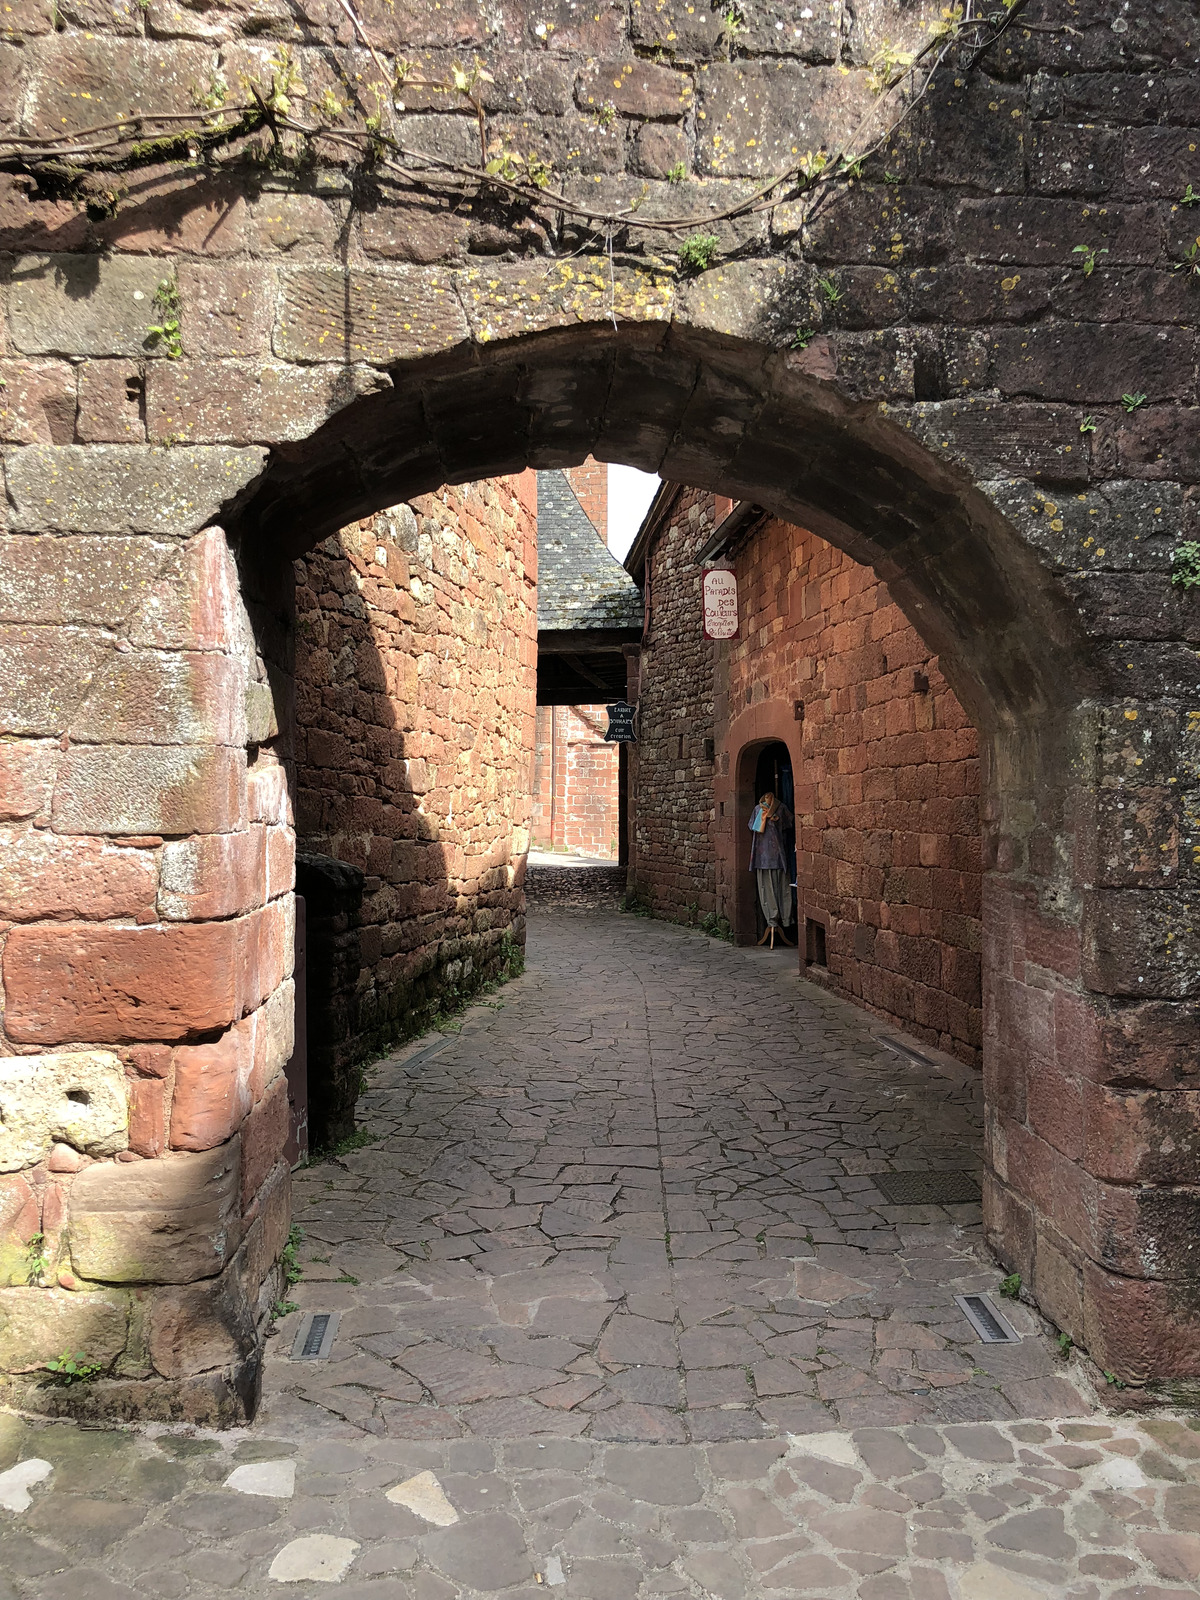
[1,0,1032,267]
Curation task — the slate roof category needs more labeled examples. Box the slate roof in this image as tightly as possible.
[537,471,644,632]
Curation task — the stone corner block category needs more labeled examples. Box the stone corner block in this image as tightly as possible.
[4,445,267,536]
[69,1139,242,1286]
[0,1051,129,1173]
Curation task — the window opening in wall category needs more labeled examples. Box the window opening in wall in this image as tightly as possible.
[806,917,828,969]
[751,741,796,948]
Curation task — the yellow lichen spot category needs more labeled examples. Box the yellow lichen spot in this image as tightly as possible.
[1001,275,1020,291]
[1125,709,1138,720]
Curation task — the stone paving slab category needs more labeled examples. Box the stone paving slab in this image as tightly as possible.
[2,907,1198,1598]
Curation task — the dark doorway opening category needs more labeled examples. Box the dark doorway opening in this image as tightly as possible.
[751,741,797,944]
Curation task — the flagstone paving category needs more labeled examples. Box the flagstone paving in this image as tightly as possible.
[2,902,1198,1599]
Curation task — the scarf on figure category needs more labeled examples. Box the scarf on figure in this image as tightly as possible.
[750,791,781,833]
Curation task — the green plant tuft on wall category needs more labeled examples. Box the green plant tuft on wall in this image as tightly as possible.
[678,233,720,274]
[1170,542,1200,592]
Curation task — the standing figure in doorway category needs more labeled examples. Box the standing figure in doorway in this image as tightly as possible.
[750,791,795,946]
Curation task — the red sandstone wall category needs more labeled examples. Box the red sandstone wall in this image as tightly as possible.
[564,462,608,549]
[293,472,537,1046]
[734,517,982,1063]
[632,492,983,1065]
[531,704,620,860]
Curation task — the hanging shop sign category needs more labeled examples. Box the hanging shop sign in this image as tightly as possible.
[702,566,739,640]
[604,701,638,742]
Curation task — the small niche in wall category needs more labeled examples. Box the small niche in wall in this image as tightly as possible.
[805,917,828,969]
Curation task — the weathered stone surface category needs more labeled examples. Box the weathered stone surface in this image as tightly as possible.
[50,744,245,836]
[3,902,290,1043]
[169,1020,253,1153]
[0,741,56,821]
[158,826,275,920]
[274,267,467,363]
[0,360,76,444]
[0,536,173,627]
[0,1175,40,1287]
[146,1261,257,1376]
[0,1052,128,1171]
[9,255,171,358]
[0,1287,128,1368]
[176,263,276,358]
[68,1140,240,1284]
[455,259,673,344]
[4,445,267,536]
[0,831,157,922]
[75,361,145,444]
[70,651,246,747]
[145,361,378,445]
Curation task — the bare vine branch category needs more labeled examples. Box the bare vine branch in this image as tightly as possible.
[0,0,1023,249]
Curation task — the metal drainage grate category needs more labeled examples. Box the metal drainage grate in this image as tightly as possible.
[291,1310,340,1361]
[872,1170,982,1206]
[878,1035,936,1068]
[955,1292,1020,1344]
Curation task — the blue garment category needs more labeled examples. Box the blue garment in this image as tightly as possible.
[749,804,792,871]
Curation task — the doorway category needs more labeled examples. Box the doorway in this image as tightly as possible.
[751,741,797,945]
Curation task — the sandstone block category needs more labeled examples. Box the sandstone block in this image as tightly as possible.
[238,1159,290,1298]
[697,62,872,179]
[127,527,240,652]
[0,1051,128,1171]
[1083,888,1199,999]
[69,1139,241,1284]
[0,359,76,444]
[0,1286,128,1369]
[274,266,468,363]
[4,444,267,536]
[24,36,212,139]
[250,978,295,1103]
[170,1018,253,1151]
[0,534,172,627]
[9,254,167,357]
[70,649,247,747]
[147,1256,257,1379]
[177,263,275,357]
[146,360,359,445]
[127,1075,166,1159]
[576,58,692,119]
[0,740,56,820]
[76,361,145,443]
[1083,1262,1200,1382]
[455,258,673,344]
[3,918,242,1043]
[0,829,158,921]
[0,624,110,737]
[51,743,245,836]
[0,1175,40,1288]
[239,1071,288,1208]
[159,827,268,921]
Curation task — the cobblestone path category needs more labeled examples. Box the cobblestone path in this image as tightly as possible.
[3,909,1199,1600]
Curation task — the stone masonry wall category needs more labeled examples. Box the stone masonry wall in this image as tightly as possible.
[531,704,620,859]
[0,527,295,1423]
[0,0,1197,1395]
[632,493,984,1065]
[294,473,538,1068]
[629,488,721,918]
[737,515,982,1064]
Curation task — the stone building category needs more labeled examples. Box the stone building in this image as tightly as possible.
[0,0,1196,1408]
[533,468,643,862]
[292,473,538,1143]
[626,488,983,1066]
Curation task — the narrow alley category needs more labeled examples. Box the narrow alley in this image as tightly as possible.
[2,899,1197,1600]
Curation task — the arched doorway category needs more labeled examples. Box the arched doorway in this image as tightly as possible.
[2,319,1194,1411]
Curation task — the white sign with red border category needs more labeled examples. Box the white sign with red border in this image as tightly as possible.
[702,566,739,640]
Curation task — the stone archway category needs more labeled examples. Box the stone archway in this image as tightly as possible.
[1,0,1196,1413]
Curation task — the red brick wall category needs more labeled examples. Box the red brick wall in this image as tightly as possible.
[631,492,983,1065]
[294,472,538,1048]
[564,461,608,548]
[531,704,620,859]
